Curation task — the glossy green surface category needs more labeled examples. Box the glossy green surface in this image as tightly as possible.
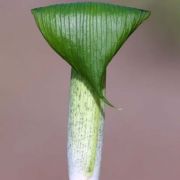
[32,2,150,105]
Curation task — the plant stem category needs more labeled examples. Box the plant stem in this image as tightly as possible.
[68,68,105,180]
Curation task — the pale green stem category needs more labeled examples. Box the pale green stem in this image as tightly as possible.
[68,69,105,180]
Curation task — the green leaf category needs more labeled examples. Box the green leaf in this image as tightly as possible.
[31,2,150,105]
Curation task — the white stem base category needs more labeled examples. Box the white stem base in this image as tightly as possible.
[69,170,98,180]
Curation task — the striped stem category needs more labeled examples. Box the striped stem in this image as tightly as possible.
[68,68,105,180]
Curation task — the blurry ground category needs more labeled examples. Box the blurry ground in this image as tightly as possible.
[0,0,180,180]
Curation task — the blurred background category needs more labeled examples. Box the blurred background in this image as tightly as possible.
[0,0,180,179]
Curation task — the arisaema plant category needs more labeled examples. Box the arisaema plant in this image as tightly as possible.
[31,2,150,180]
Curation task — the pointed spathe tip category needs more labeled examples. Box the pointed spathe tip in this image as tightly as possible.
[101,96,123,111]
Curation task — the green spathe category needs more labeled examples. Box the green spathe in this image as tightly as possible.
[32,2,150,106]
